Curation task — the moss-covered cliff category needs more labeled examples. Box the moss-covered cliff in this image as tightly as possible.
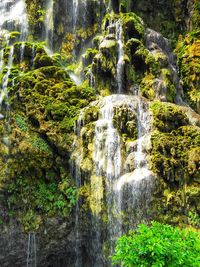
[0,0,199,266]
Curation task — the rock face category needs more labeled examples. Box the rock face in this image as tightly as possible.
[0,0,199,266]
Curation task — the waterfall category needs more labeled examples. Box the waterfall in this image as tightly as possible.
[114,95,154,227]
[0,46,14,150]
[26,233,37,267]
[71,111,84,267]
[116,19,124,93]
[93,96,122,262]
[72,93,155,265]
[0,0,28,73]
[89,67,95,87]
[31,44,36,68]
[72,0,79,31]
[0,0,28,43]
[72,0,88,32]
[0,46,14,106]
[20,42,25,64]
[94,97,121,180]
[68,72,82,85]
[44,0,54,52]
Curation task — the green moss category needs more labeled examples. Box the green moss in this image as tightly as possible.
[24,0,45,39]
[140,73,155,100]
[113,105,137,140]
[151,102,189,132]
[176,31,200,113]
[121,12,145,40]
[30,136,51,152]
[151,124,200,202]
[83,106,99,124]
[0,41,96,231]
[6,175,77,231]
[15,115,28,132]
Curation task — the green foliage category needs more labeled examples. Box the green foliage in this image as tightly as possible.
[15,115,28,131]
[150,102,189,132]
[112,222,200,267]
[6,175,77,231]
[122,12,145,40]
[188,211,200,228]
[176,30,200,113]
[31,137,50,152]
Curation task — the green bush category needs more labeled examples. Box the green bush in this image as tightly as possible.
[112,221,200,267]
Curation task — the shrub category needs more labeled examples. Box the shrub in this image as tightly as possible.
[112,221,200,267]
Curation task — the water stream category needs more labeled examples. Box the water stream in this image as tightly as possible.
[44,0,54,52]
[0,0,28,40]
[71,111,84,267]
[72,94,154,265]
[26,233,37,267]
[0,46,14,106]
[115,19,124,93]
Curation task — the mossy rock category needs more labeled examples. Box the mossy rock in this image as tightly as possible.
[0,42,96,230]
[151,101,189,132]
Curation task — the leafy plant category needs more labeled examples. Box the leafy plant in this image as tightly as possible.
[188,211,200,227]
[112,221,200,267]
[6,175,77,231]
[15,114,28,131]
[31,137,50,152]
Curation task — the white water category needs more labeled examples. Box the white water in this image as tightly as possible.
[72,111,84,267]
[0,0,28,72]
[20,42,25,63]
[44,0,54,51]
[115,19,124,93]
[115,97,152,191]
[91,94,154,262]
[72,0,79,31]
[31,44,36,68]
[26,233,37,267]
[94,97,121,179]
[93,96,122,258]
[89,67,95,87]
[0,0,28,42]
[72,0,87,32]
[69,72,82,85]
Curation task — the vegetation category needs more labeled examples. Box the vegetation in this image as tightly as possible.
[112,222,200,267]
[0,1,199,264]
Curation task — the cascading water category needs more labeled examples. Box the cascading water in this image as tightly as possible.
[72,0,88,32]
[0,0,28,138]
[115,19,124,93]
[44,0,54,52]
[31,44,36,68]
[93,96,122,242]
[0,0,29,71]
[71,111,84,267]
[0,0,28,42]
[0,46,14,106]
[92,96,123,265]
[73,93,155,266]
[0,46,14,149]
[72,0,79,31]
[114,95,154,227]
[26,233,37,267]
[20,42,25,64]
